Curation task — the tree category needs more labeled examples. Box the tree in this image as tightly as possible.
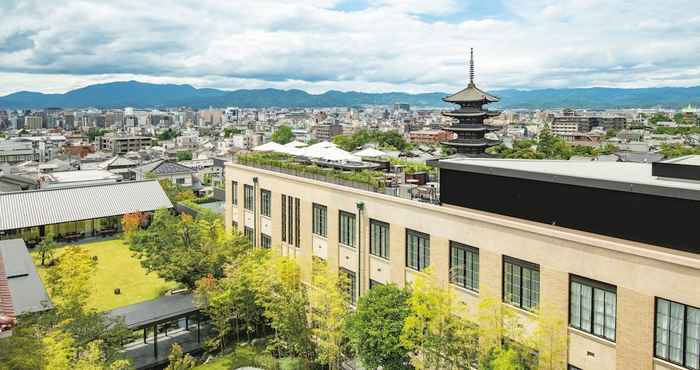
[528,305,568,370]
[224,127,242,138]
[309,260,350,370]
[176,150,193,161]
[165,343,196,370]
[346,284,411,370]
[37,232,57,266]
[251,252,313,359]
[46,246,97,309]
[272,125,294,144]
[195,250,266,351]
[159,128,178,141]
[401,268,479,369]
[146,172,194,203]
[128,209,249,289]
[121,212,146,235]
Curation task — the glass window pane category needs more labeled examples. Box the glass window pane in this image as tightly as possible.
[686,307,700,369]
[604,291,616,341]
[593,289,605,337]
[570,282,581,329]
[581,285,592,332]
[670,302,685,364]
[656,299,671,359]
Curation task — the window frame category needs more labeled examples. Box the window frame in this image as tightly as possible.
[260,189,271,217]
[312,203,327,237]
[261,233,272,249]
[338,210,356,247]
[405,229,430,271]
[369,219,390,259]
[654,297,700,369]
[244,226,255,246]
[339,268,357,305]
[449,241,479,292]
[502,256,540,311]
[231,181,238,205]
[243,184,255,211]
[569,275,617,342]
[281,195,287,242]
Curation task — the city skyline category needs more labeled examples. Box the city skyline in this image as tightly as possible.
[1,0,700,96]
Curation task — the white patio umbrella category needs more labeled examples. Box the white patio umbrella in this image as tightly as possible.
[284,140,307,148]
[320,147,362,162]
[354,147,387,158]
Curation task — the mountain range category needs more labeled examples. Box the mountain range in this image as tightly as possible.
[1,80,699,109]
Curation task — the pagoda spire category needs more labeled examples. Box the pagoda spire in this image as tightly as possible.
[469,48,475,85]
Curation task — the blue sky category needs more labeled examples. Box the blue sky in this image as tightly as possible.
[0,0,699,95]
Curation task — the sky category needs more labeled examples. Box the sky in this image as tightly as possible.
[1,0,700,96]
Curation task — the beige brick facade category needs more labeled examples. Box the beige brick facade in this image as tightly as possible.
[225,162,700,370]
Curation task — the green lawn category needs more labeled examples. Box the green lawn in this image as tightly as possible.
[35,238,177,312]
[194,344,270,370]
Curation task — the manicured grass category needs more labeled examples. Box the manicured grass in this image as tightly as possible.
[35,238,177,312]
[195,344,273,370]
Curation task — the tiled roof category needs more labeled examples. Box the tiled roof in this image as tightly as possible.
[443,83,500,104]
[136,160,194,176]
[0,252,16,333]
[0,180,173,231]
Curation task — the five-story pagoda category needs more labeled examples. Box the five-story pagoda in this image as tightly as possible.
[441,49,501,156]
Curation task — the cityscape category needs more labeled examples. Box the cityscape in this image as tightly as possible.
[1,1,700,370]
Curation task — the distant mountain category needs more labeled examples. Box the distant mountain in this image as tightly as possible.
[1,80,699,109]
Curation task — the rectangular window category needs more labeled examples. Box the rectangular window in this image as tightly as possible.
[370,219,389,259]
[503,256,539,311]
[261,234,272,249]
[281,195,287,242]
[569,276,616,342]
[244,184,254,211]
[294,198,300,248]
[340,268,357,305]
[406,229,430,271]
[261,189,271,217]
[449,241,479,292]
[339,211,356,247]
[231,181,238,205]
[312,203,327,237]
[232,221,238,231]
[176,178,185,185]
[244,226,255,245]
[655,298,700,369]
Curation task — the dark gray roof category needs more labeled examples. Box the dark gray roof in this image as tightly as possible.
[0,239,52,315]
[0,180,173,231]
[136,160,194,176]
[106,293,196,328]
[443,83,500,104]
[436,158,700,201]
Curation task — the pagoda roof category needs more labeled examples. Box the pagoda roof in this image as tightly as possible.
[443,83,500,104]
[442,124,501,132]
[442,138,501,147]
[443,110,501,118]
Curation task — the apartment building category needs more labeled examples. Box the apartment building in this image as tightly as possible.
[225,154,700,370]
[99,135,153,155]
[408,129,454,145]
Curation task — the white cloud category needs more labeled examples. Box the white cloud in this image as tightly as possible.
[0,0,699,95]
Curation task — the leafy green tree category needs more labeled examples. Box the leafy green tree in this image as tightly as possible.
[648,113,669,125]
[37,232,57,266]
[127,209,249,289]
[86,129,109,143]
[158,128,178,141]
[176,150,193,161]
[332,135,356,151]
[165,343,196,370]
[528,305,568,370]
[346,284,411,370]
[659,143,700,158]
[401,268,479,369]
[251,253,313,359]
[224,127,242,138]
[309,260,350,370]
[195,250,266,351]
[272,125,295,144]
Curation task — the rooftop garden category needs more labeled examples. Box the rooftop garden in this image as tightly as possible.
[236,152,387,190]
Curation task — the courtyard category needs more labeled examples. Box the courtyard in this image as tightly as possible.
[35,238,178,312]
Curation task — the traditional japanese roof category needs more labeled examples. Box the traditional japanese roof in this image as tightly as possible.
[0,180,173,231]
[135,160,194,176]
[0,239,51,315]
[443,83,500,104]
[99,156,138,169]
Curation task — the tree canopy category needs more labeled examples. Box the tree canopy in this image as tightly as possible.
[332,129,411,152]
[126,209,249,289]
[346,284,411,370]
[271,125,295,144]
